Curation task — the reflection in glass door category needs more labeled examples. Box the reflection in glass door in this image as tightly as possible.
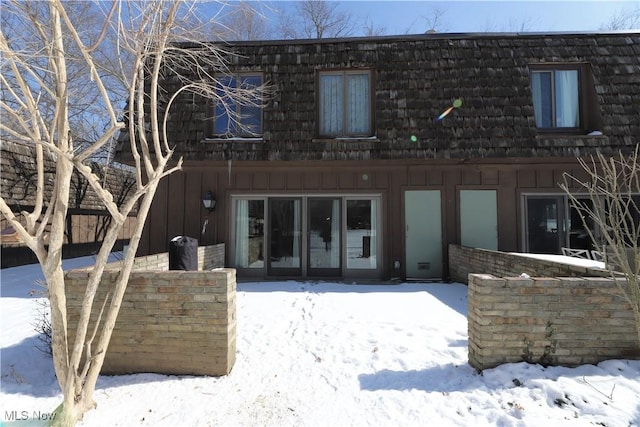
[346,199,377,270]
[268,198,302,276]
[234,199,265,269]
[308,198,341,276]
[569,200,595,250]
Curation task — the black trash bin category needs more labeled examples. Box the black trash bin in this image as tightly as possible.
[168,236,198,271]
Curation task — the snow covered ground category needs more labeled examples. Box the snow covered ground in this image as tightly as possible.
[1,256,639,427]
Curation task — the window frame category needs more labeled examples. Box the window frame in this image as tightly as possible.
[208,72,264,138]
[529,64,584,133]
[317,69,374,138]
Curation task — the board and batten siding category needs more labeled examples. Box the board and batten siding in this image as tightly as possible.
[140,158,586,280]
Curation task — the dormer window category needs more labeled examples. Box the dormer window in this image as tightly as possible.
[210,74,263,138]
[530,68,580,129]
[318,69,373,137]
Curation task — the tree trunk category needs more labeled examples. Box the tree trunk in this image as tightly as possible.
[50,394,94,427]
[1,2,255,426]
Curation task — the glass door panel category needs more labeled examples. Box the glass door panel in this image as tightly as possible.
[234,199,265,268]
[346,199,377,269]
[526,197,564,254]
[569,199,594,250]
[308,198,341,276]
[268,198,302,276]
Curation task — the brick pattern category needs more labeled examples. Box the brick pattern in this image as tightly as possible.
[449,244,610,284]
[65,244,234,376]
[468,274,638,370]
[106,243,225,271]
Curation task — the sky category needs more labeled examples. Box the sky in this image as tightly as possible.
[1,255,639,426]
[337,0,640,34]
[247,0,640,36]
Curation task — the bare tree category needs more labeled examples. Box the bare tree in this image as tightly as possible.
[0,1,267,425]
[561,147,640,348]
[422,7,448,33]
[600,8,640,30]
[0,2,128,164]
[210,1,271,41]
[363,15,386,37]
[399,7,448,35]
[481,16,536,33]
[276,0,356,39]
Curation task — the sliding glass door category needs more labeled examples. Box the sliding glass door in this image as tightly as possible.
[525,195,601,254]
[233,195,381,279]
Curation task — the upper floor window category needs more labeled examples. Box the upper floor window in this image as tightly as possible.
[211,74,262,137]
[530,68,580,129]
[318,70,372,137]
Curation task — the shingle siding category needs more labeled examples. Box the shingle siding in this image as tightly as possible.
[116,32,640,163]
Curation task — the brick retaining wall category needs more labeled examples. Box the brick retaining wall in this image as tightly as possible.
[65,244,235,376]
[449,244,609,284]
[468,274,639,371]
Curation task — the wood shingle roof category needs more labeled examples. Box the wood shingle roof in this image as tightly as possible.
[116,31,640,163]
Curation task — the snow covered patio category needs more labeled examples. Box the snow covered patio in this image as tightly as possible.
[1,258,640,426]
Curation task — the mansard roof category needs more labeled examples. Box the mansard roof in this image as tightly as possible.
[116,31,640,162]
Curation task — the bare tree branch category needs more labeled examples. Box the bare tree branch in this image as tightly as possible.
[600,8,640,30]
[561,146,640,347]
[277,0,356,39]
[1,1,270,425]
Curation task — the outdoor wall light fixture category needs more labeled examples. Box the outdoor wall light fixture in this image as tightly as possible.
[202,191,216,212]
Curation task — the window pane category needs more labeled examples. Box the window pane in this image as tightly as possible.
[346,74,370,134]
[234,199,264,268]
[526,197,562,254]
[239,75,262,135]
[308,198,340,269]
[269,199,301,268]
[531,71,552,128]
[569,200,594,250]
[346,199,377,269]
[214,75,263,136]
[319,74,343,135]
[214,76,236,134]
[555,70,579,127]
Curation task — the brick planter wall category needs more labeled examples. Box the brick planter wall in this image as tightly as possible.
[65,244,235,376]
[449,244,610,284]
[468,274,639,371]
[120,243,225,271]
